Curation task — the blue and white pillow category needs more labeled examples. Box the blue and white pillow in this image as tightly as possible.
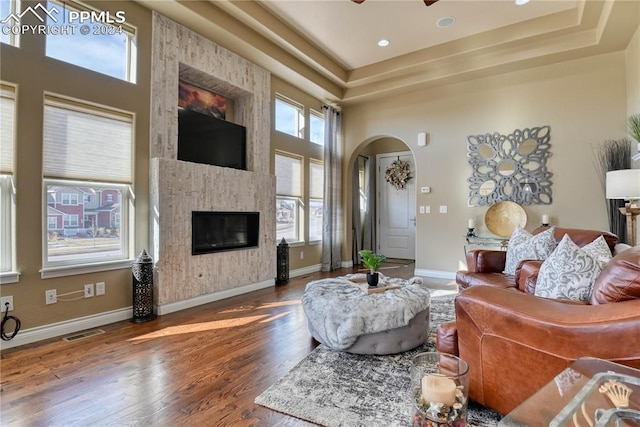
[534,234,611,302]
[504,226,557,275]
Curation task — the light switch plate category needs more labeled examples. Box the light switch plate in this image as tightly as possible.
[419,206,425,214]
[425,206,431,214]
[439,205,447,213]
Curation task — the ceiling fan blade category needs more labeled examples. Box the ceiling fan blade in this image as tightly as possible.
[352,0,366,3]
[424,0,439,5]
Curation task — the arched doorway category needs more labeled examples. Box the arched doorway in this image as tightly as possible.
[350,136,415,263]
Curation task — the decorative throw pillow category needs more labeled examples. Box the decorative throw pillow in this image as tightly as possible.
[534,234,606,302]
[581,235,613,267]
[504,226,557,275]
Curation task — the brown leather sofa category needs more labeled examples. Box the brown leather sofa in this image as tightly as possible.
[456,227,619,290]
[437,244,640,415]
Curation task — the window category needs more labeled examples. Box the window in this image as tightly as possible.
[61,192,79,205]
[106,193,113,202]
[48,217,57,230]
[309,110,325,145]
[45,0,137,83]
[275,95,304,138]
[0,0,20,47]
[0,83,16,282]
[275,152,303,243]
[42,94,133,274]
[309,160,324,242]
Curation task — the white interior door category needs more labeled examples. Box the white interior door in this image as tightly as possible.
[377,152,416,260]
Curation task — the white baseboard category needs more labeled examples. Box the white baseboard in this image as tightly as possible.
[289,264,322,278]
[414,268,456,280]
[341,260,354,268]
[157,279,274,315]
[0,307,132,350]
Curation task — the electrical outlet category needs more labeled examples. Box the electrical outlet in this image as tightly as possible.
[439,205,448,213]
[1,296,14,311]
[84,284,95,298]
[96,282,105,296]
[46,289,57,305]
[300,251,304,260]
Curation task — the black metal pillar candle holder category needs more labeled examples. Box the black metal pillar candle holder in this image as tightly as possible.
[276,238,290,285]
[131,249,156,323]
[466,228,476,237]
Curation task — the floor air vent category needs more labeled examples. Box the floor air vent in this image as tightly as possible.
[62,329,105,342]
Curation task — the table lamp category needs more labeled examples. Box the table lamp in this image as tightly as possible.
[606,169,640,246]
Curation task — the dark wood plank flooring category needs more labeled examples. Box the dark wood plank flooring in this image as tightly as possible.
[1,263,432,426]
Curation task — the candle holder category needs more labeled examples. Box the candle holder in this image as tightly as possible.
[410,352,469,427]
[541,222,550,227]
[466,228,476,237]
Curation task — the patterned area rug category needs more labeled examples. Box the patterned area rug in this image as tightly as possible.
[255,295,502,426]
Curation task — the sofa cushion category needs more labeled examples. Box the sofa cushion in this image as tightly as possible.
[504,226,556,275]
[534,235,609,302]
[532,226,618,253]
[456,271,516,290]
[591,245,640,304]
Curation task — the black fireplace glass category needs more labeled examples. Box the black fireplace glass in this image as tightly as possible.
[192,211,259,255]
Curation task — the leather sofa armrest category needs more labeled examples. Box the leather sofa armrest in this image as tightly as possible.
[515,260,543,293]
[436,320,458,356]
[465,250,507,273]
[454,286,640,414]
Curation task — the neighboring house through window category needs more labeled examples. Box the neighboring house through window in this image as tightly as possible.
[275,152,303,243]
[42,94,134,275]
[309,159,324,242]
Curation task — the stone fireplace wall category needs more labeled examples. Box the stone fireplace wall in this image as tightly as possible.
[150,12,275,313]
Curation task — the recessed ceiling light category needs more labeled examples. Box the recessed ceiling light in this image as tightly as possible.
[515,0,530,5]
[377,39,390,47]
[436,16,455,28]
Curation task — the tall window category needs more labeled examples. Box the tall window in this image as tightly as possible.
[0,0,20,47]
[309,160,324,242]
[42,94,133,272]
[0,83,16,281]
[45,0,137,83]
[275,152,303,243]
[275,95,304,139]
[309,110,325,145]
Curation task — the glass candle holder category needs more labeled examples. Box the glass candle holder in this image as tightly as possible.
[410,352,469,427]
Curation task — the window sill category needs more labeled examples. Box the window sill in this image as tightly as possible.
[276,240,305,248]
[0,271,20,284]
[308,240,322,246]
[40,259,134,279]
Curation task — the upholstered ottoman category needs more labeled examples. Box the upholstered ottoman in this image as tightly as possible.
[301,274,431,355]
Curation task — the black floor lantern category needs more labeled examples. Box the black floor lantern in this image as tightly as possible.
[276,238,289,285]
[132,249,156,323]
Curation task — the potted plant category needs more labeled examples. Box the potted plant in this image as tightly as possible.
[359,249,386,287]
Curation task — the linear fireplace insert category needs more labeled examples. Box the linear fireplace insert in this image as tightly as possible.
[192,211,259,255]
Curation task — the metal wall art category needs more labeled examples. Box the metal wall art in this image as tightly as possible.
[467,125,553,206]
[385,158,412,190]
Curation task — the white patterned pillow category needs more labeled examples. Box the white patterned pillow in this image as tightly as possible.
[534,234,606,302]
[504,226,557,275]
[581,235,612,267]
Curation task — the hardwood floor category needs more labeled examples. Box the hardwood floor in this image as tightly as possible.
[0,262,454,426]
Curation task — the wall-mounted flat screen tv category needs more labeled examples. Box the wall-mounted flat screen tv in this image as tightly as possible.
[178,107,247,170]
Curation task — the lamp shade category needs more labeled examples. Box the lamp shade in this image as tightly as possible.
[606,169,640,199]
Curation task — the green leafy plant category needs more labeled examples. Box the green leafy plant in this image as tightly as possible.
[358,250,386,274]
[628,114,640,142]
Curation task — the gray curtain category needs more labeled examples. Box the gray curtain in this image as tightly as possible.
[362,155,375,252]
[352,158,362,264]
[321,106,343,271]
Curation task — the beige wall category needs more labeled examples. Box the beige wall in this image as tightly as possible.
[628,13,640,116]
[343,51,629,274]
[0,1,152,330]
[270,76,324,271]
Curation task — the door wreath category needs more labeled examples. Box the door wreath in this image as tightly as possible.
[385,158,412,190]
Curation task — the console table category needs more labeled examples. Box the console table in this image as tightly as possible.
[463,235,509,255]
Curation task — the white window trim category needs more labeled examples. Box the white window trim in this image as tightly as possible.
[275,94,304,139]
[0,175,17,280]
[46,0,137,83]
[42,179,134,274]
[309,109,325,146]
